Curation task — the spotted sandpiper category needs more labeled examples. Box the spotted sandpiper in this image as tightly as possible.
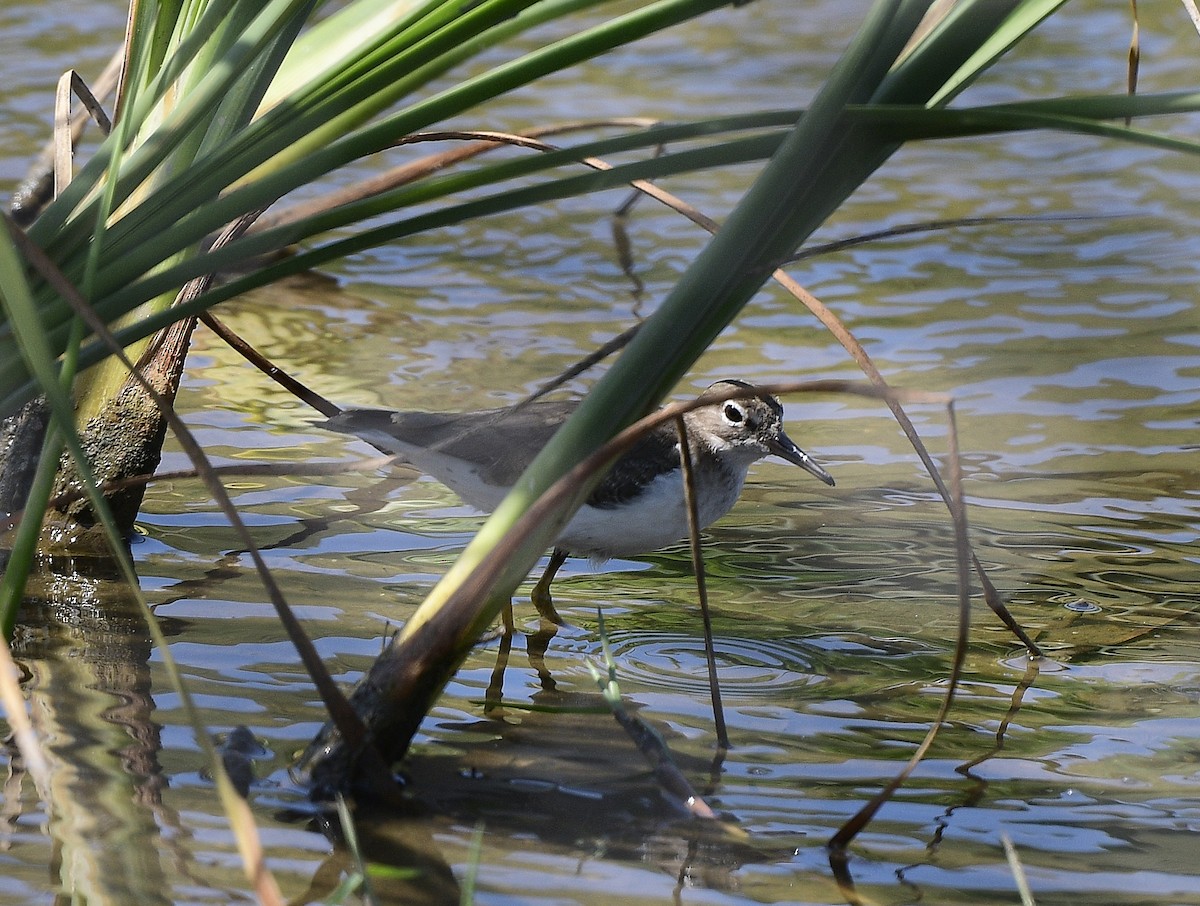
[322,379,834,615]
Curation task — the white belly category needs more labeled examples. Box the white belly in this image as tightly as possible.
[555,469,745,559]
[349,425,749,559]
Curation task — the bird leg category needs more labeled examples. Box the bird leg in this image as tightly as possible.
[530,547,569,627]
[526,548,570,691]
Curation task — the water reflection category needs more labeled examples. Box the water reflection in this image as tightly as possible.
[13,558,177,906]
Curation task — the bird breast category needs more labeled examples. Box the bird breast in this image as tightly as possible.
[555,462,749,560]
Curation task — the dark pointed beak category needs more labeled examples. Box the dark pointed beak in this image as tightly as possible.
[768,431,835,487]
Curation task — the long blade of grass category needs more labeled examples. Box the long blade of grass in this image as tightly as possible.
[828,399,971,852]
[1,215,286,901]
[675,415,728,750]
[921,0,1070,107]
[72,0,730,296]
[0,226,71,638]
[13,216,376,760]
[11,81,1198,416]
[0,632,50,795]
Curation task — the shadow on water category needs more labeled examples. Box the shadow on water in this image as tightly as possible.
[373,682,787,901]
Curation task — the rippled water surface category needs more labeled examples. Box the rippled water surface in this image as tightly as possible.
[4,2,1200,904]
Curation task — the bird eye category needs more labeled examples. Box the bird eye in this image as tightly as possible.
[723,402,745,423]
